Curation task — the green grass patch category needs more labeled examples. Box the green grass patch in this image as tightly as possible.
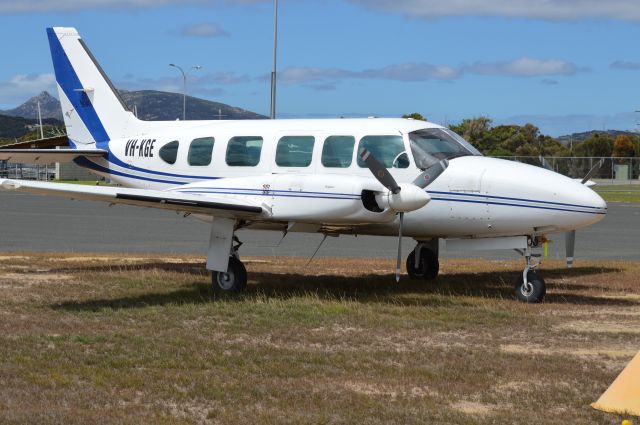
[594,184,640,202]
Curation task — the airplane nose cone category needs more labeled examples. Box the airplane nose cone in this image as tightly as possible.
[454,156,608,233]
[586,185,607,212]
[534,169,607,229]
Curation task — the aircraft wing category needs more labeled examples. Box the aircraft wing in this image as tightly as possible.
[0,149,108,164]
[0,179,265,219]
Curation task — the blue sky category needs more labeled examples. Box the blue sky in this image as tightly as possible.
[0,0,639,136]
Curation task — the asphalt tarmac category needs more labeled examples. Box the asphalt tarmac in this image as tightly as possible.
[0,191,638,261]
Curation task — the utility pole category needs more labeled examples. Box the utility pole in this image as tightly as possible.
[169,63,202,120]
[270,0,279,119]
[37,101,44,139]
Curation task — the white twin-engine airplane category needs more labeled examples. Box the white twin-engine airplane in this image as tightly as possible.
[0,28,607,303]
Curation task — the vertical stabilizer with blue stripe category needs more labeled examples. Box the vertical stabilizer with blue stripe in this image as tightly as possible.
[47,27,138,149]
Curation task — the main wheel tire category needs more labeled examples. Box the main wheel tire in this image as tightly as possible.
[406,249,439,281]
[212,256,247,293]
[514,271,546,303]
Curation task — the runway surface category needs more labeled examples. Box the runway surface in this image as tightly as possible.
[0,191,637,261]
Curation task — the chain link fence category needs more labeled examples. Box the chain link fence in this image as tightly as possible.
[495,156,640,184]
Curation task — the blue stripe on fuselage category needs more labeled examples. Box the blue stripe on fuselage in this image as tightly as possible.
[77,158,605,215]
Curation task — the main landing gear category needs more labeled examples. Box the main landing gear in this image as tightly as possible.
[514,239,546,303]
[406,240,439,280]
[207,218,249,293]
[212,237,248,293]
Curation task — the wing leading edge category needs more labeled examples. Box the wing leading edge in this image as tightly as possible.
[0,179,265,218]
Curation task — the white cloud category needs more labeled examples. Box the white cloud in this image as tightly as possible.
[0,0,269,13]
[277,67,351,84]
[276,63,458,85]
[0,74,56,107]
[117,71,249,93]
[347,0,640,21]
[360,63,459,81]
[274,57,580,87]
[181,23,229,38]
[465,58,579,77]
[611,61,640,70]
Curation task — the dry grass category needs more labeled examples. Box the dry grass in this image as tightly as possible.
[0,253,639,424]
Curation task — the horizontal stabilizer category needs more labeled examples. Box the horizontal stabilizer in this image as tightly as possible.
[0,179,264,219]
[0,149,108,164]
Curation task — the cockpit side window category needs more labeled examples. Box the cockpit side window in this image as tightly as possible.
[159,140,179,165]
[357,135,409,169]
[409,128,481,169]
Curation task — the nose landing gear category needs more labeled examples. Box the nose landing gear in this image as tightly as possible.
[515,240,546,303]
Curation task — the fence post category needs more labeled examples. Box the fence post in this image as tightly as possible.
[610,157,614,185]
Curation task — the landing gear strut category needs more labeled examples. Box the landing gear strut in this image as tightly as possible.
[514,239,546,303]
[406,240,439,280]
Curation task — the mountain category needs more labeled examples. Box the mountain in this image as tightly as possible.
[557,130,639,145]
[0,114,63,140]
[2,90,265,123]
[1,91,63,121]
[119,90,265,121]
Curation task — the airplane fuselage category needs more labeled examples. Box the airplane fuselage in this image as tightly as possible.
[74,117,607,240]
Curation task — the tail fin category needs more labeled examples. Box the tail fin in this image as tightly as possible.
[47,27,136,148]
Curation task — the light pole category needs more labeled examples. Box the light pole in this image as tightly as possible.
[270,0,278,119]
[169,63,202,120]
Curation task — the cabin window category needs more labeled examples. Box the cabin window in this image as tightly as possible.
[322,136,355,168]
[159,140,179,165]
[357,135,409,169]
[188,137,214,166]
[276,136,315,167]
[226,136,263,166]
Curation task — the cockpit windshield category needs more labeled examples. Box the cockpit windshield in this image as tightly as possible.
[408,128,481,170]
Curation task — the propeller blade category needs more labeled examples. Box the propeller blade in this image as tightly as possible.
[360,149,401,194]
[396,212,404,282]
[565,230,576,268]
[413,159,449,189]
[581,159,605,184]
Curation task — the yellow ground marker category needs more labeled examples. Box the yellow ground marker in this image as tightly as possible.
[592,352,640,416]
[621,420,633,425]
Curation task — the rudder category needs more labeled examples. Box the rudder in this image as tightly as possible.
[47,27,137,148]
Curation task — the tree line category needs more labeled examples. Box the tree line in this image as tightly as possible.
[403,113,639,158]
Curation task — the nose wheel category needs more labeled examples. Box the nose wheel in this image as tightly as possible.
[514,240,546,303]
[515,270,546,303]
